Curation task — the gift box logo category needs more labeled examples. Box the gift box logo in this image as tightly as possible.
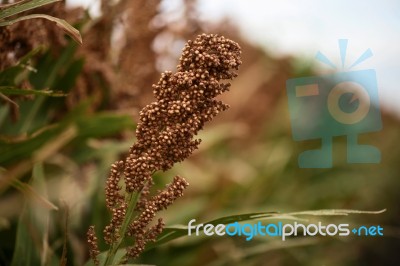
[286,40,382,168]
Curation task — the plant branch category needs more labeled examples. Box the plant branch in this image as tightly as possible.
[103,191,140,266]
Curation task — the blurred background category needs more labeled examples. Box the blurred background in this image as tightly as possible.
[0,0,399,265]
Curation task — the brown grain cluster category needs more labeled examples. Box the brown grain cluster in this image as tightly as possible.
[87,33,241,263]
[87,226,100,265]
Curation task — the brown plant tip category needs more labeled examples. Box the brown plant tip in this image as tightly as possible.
[105,160,125,210]
[125,33,241,193]
[152,175,189,211]
[87,226,100,266]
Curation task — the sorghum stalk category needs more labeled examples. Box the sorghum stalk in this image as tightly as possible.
[104,191,140,265]
[87,33,242,265]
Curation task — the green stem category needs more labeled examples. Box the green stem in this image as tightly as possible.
[103,191,140,266]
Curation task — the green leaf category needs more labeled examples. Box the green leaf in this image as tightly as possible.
[0,125,77,193]
[15,43,79,133]
[0,14,82,44]
[11,163,59,266]
[53,57,84,92]
[11,205,41,266]
[0,0,60,20]
[74,113,135,140]
[0,86,67,97]
[0,112,134,166]
[0,124,66,165]
[12,179,58,210]
[30,42,78,89]
[285,209,387,216]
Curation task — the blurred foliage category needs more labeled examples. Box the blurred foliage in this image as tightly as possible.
[0,43,135,264]
[1,0,400,266]
[0,2,134,264]
[0,0,81,45]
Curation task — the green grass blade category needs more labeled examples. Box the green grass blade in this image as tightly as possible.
[0,14,82,44]
[285,209,387,216]
[10,205,41,266]
[0,87,67,97]
[11,179,58,210]
[0,0,60,20]
[9,163,60,265]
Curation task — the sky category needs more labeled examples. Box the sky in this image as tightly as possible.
[67,0,400,114]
